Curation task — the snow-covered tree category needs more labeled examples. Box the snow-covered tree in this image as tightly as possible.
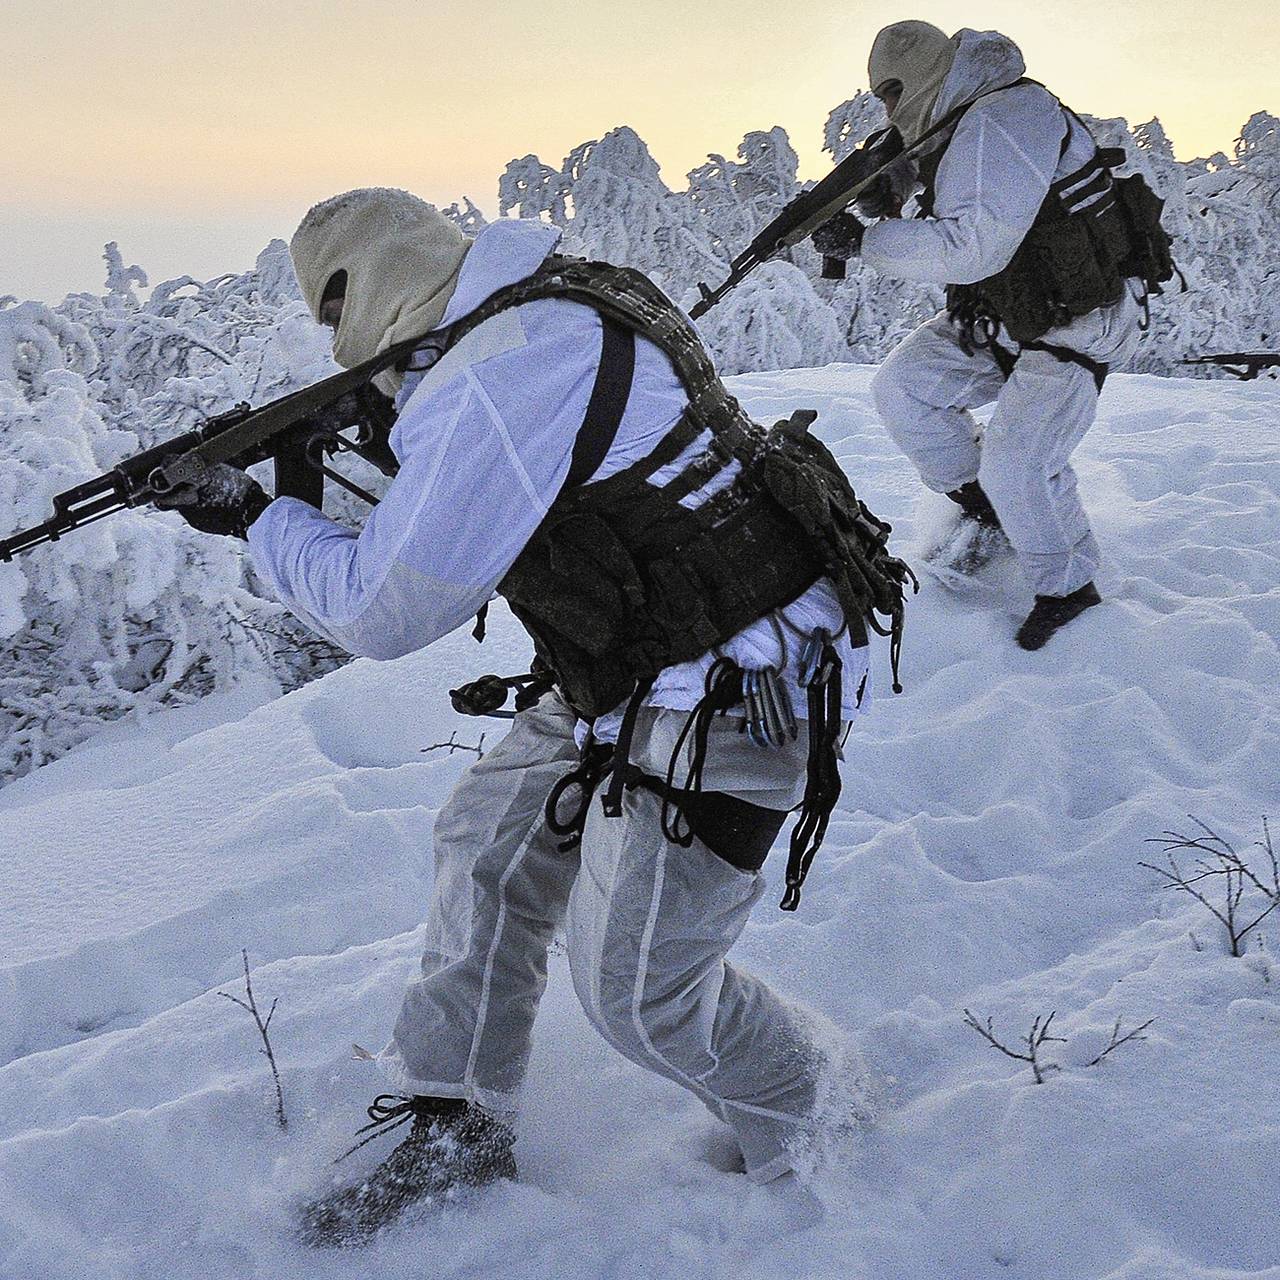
[0,246,345,779]
[498,155,571,225]
[3,97,1278,777]
[686,127,800,267]
[442,197,490,237]
[824,92,888,163]
[694,260,847,375]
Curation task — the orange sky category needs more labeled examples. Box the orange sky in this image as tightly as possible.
[2,0,1275,299]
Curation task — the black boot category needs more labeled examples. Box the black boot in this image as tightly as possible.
[1015,581,1102,650]
[299,1095,516,1248]
[946,481,1002,531]
[926,481,1009,578]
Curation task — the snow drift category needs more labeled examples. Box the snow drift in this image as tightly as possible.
[1,364,1277,1280]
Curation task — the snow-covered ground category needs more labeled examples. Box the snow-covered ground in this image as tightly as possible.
[1,365,1277,1280]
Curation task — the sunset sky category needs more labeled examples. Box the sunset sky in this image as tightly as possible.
[3,0,1275,301]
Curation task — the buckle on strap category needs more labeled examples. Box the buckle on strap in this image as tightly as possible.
[545,742,616,851]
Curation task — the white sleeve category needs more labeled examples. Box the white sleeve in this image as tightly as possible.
[862,86,1068,286]
[246,299,603,660]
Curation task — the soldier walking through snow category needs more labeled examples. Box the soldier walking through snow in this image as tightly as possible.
[814,22,1171,649]
[155,189,910,1244]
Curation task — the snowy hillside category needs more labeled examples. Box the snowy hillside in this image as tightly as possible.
[1,365,1277,1280]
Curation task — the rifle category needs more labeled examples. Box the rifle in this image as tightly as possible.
[1181,353,1280,381]
[689,127,905,320]
[689,90,1001,322]
[0,335,422,563]
[690,78,1107,321]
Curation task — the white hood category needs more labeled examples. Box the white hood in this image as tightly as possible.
[929,29,1029,133]
[289,188,472,396]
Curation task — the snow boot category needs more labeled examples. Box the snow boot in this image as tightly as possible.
[299,1095,516,1248]
[946,480,1002,531]
[923,482,1011,578]
[1015,581,1102,650]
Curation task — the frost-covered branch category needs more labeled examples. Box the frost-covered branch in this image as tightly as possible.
[1086,1018,1156,1068]
[962,1008,1066,1084]
[1141,816,1279,956]
[219,949,287,1131]
[422,731,488,759]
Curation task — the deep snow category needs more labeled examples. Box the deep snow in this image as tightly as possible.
[1,364,1277,1280]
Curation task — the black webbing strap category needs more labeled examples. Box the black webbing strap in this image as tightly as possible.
[983,335,1108,395]
[1022,341,1109,393]
[601,676,656,818]
[565,316,636,488]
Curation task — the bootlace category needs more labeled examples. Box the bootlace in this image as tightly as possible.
[334,1094,462,1163]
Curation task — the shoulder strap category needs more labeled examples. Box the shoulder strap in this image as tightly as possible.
[565,316,635,487]
[446,257,749,442]
[934,76,1077,158]
[919,76,1072,210]
[926,75,1040,143]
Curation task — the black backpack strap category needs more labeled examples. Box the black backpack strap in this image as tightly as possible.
[1022,340,1109,393]
[565,316,636,488]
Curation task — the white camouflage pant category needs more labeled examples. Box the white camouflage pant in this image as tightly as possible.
[379,692,837,1182]
[872,295,1142,597]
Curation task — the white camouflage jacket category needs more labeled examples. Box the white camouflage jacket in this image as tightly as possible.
[248,219,870,737]
[864,29,1118,291]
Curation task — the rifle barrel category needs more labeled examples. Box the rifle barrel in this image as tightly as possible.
[0,493,128,562]
[1182,353,1280,380]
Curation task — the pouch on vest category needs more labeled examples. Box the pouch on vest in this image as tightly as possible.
[977,213,1129,342]
[442,258,915,720]
[758,410,908,685]
[1112,171,1176,294]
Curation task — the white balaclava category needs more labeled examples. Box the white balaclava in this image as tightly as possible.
[290,188,472,395]
[867,20,959,146]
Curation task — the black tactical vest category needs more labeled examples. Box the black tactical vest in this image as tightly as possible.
[916,82,1174,343]
[444,258,913,720]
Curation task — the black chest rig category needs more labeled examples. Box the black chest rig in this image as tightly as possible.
[916,80,1175,346]
[445,257,913,723]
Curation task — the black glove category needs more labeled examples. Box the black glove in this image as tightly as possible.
[155,462,272,539]
[854,174,903,221]
[811,211,865,263]
[855,127,909,220]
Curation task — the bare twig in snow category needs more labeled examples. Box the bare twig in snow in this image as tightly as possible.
[422,731,487,759]
[1086,1017,1156,1067]
[963,1009,1066,1084]
[219,949,287,1130]
[1253,933,1273,985]
[1141,815,1279,957]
